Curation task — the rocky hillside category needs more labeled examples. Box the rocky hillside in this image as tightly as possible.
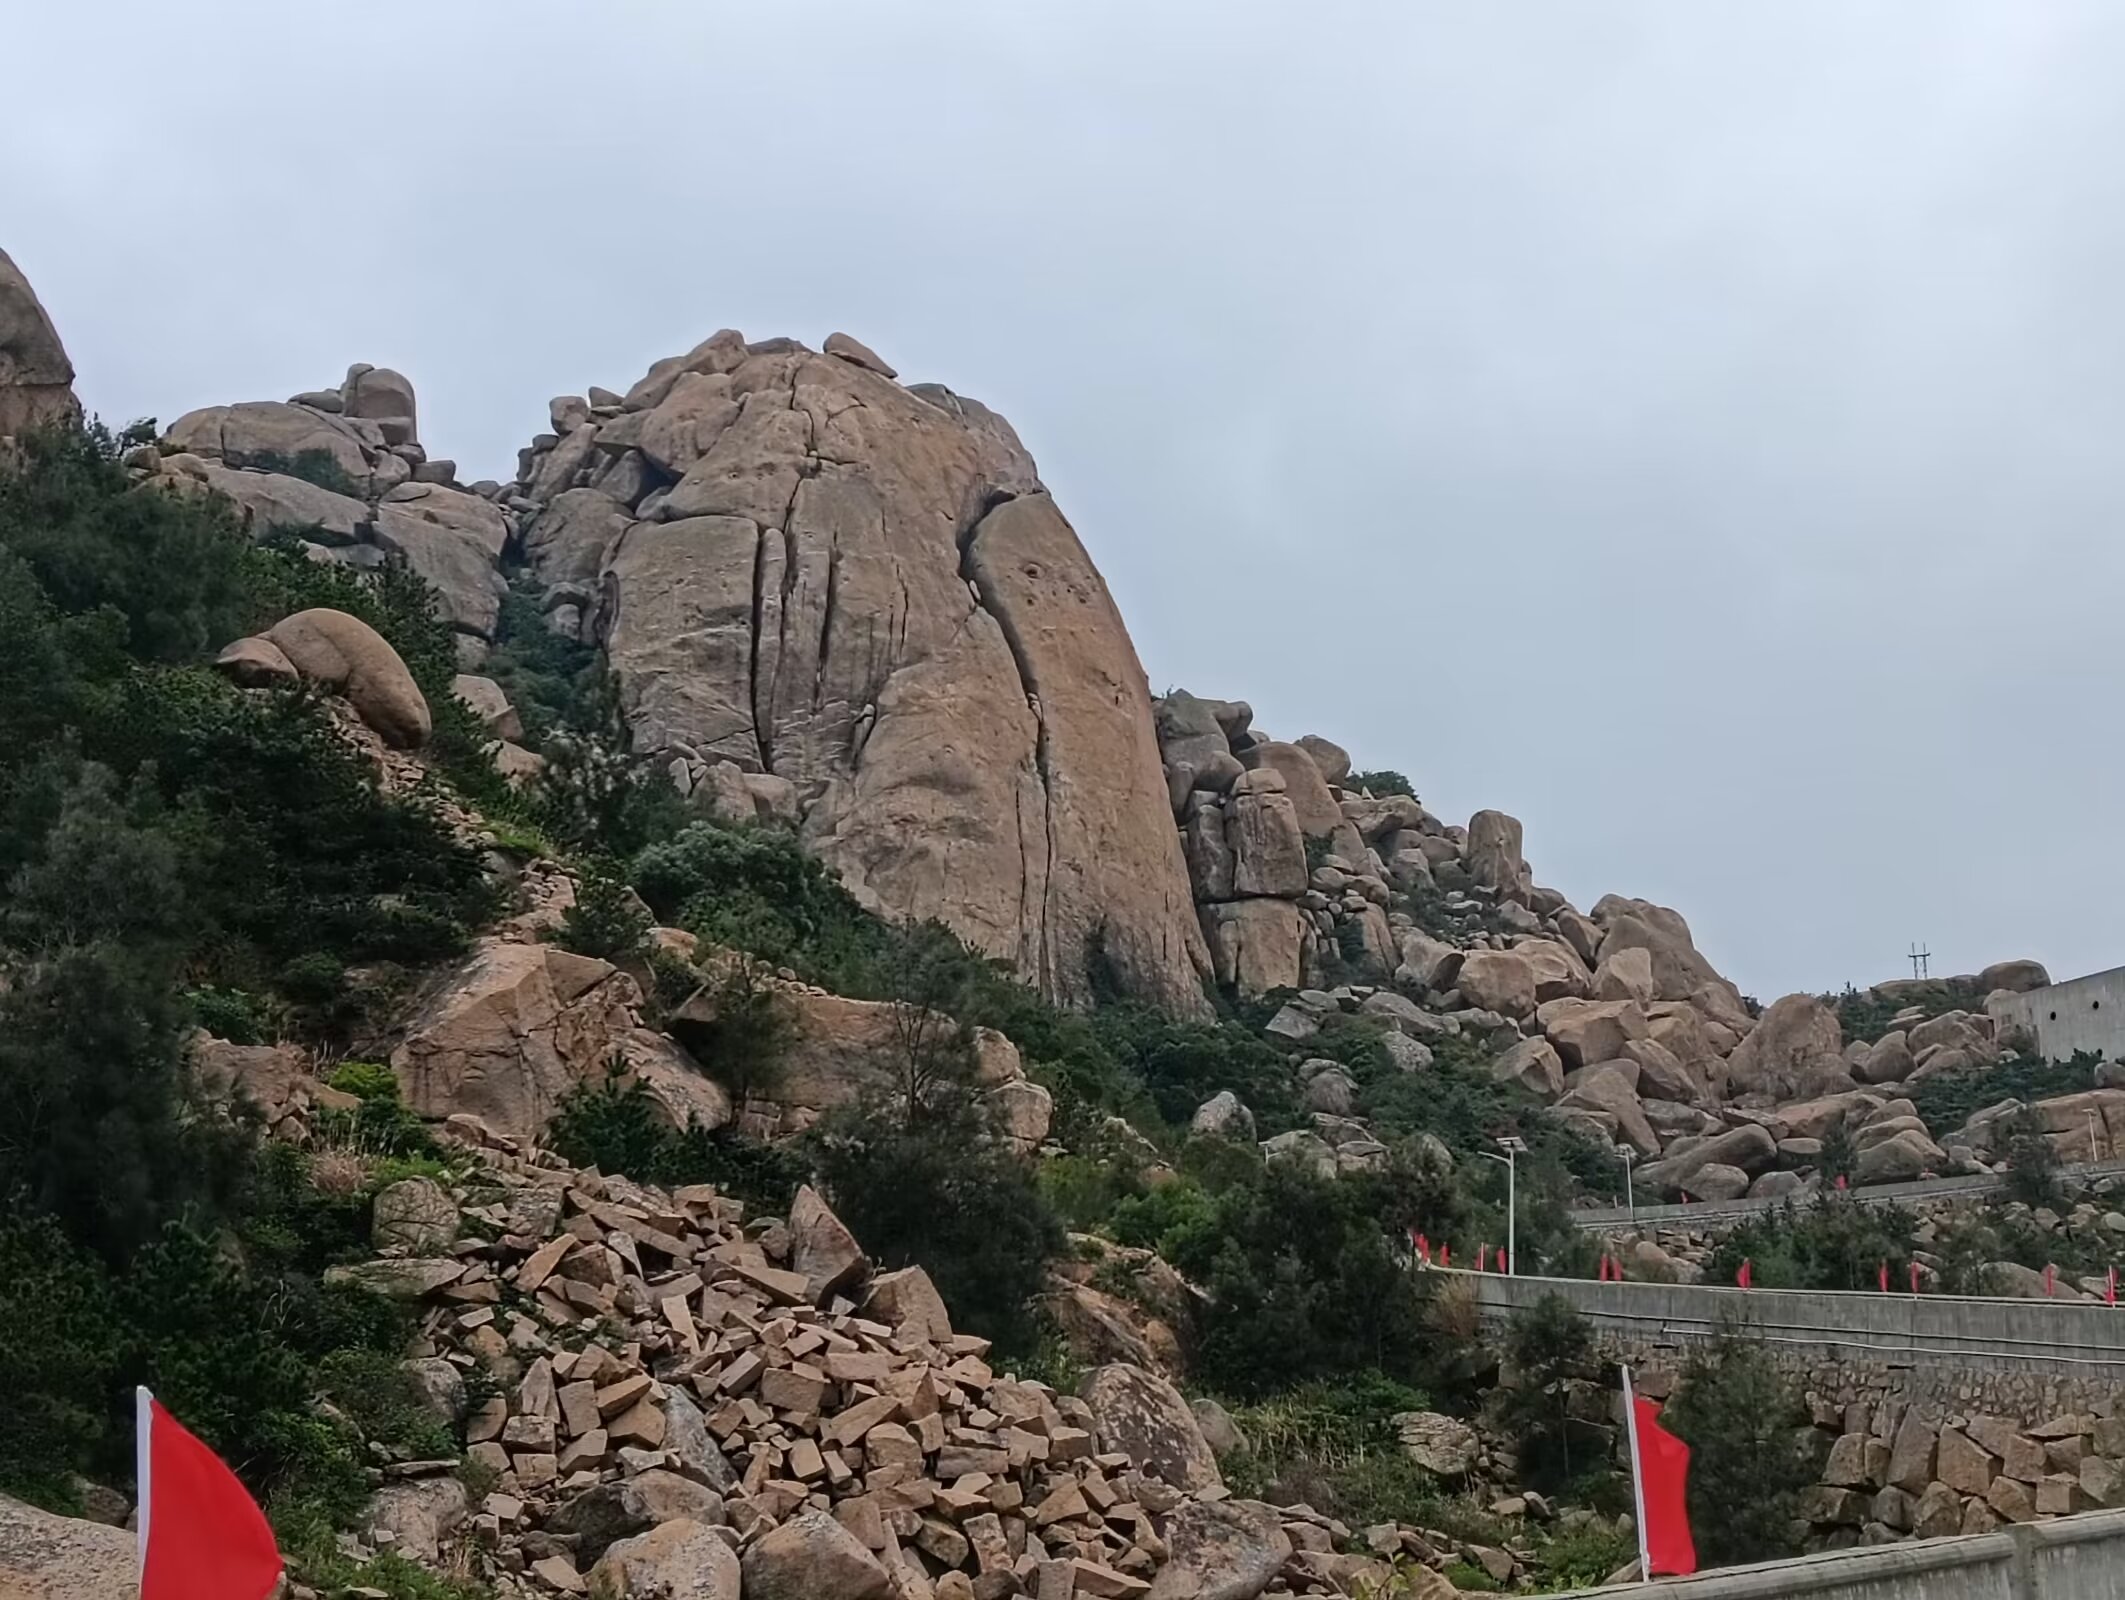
[10,240,2125,1600]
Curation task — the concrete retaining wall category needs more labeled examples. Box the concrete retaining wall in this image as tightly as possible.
[1460,1274,2125,1376]
[1569,1508,2125,1600]
[1572,1160,2125,1234]
[1458,1270,2125,1425]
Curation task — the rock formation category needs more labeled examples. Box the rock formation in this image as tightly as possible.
[150,365,509,661]
[503,334,1211,1016]
[0,247,78,443]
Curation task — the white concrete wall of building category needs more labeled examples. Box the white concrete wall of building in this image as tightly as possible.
[1994,967,2125,1063]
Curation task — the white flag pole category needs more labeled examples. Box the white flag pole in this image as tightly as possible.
[134,1386,153,1577]
[1621,1364,1653,1583]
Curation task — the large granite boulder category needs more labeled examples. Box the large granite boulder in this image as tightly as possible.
[390,939,729,1140]
[249,607,431,749]
[0,248,78,441]
[1725,993,1848,1100]
[518,339,1210,1015]
[1080,1363,1220,1491]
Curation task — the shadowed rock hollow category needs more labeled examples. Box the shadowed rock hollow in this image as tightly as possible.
[514,333,1212,1015]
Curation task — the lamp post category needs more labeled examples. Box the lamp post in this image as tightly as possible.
[2089,1109,2104,1166]
[1479,1136,1527,1276]
[1617,1146,1637,1219]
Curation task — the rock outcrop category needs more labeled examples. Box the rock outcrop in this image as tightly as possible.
[0,1493,135,1600]
[0,248,78,443]
[509,335,1211,1016]
[214,607,433,749]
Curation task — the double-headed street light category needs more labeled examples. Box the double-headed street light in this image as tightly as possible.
[1478,1136,1528,1276]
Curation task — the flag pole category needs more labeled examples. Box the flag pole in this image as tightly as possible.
[1622,1364,1653,1583]
[134,1386,153,1577]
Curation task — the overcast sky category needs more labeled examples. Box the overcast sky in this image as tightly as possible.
[8,3,2123,1000]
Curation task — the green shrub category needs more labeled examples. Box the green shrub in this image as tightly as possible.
[1493,1295,1599,1491]
[1909,1050,2099,1133]
[1702,1196,1917,1292]
[547,1072,808,1215]
[554,858,652,962]
[811,1094,1064,1356]
[1349,769,1416,799]
[1664,1330,1814,1567]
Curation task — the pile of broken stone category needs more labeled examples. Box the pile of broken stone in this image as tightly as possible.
[326,1129,1498,1600]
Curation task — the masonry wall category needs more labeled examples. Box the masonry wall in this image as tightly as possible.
[1462,1273,2125,1426]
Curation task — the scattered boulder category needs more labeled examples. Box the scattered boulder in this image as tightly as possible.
[371,1177,459,1254]
[1725,993,1847,1100]
[590,1518,742,1600]
[741,1508,893,1600]
[259,608,432,749]
[1192,1090,1257,1142]
[1457,949,1537,1018]
[1394,1412,1479,1476]
[1465,810,1526,903]
[0,1493,134,1600]
[1144,1498,1293,1600]
[1080,1364,1221,1491]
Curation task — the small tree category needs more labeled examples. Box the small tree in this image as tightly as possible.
[1664,1329,1814,1567]
[2002,1109,2064,1208]
[554,858,652,963]
[1494,1294,1596,1489]
[878,922,983,1125]
[1817,1120,1858,1187]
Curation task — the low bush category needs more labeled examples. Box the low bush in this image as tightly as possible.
[547,1072,808,1215]
[1664,1330,1815,1567]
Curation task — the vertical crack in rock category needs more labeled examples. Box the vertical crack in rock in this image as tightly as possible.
[745,520,770,770]
[812,533,841,715]
[956,486,1058,993]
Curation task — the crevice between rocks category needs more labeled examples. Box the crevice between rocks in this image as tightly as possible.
[956,486,1061,995]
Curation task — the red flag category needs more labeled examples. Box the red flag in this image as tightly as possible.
[2046,1264,2057,1298]
[1415,1232,1431,1265]
[2109,1265,2118,1307]
[1438,1244,1450,1269]
[1628,1386,1698,1576]
[1477,1244,1490,1273]
[138,1388,283,1600]
[1878,1262,1889,1294]
[1736,1258,1753,1290]
[1499,1249,1510,1276]
[1835,1173,1849,1191]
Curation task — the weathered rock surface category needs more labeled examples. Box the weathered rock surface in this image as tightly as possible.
[391,939,728,1141]
[0,1494,135,1600]
[257,608,432,749]
[0,249,78,441]
[1080,1364,1220,1491]
[517,340,1210,1016]
[1725,993,1847,1100]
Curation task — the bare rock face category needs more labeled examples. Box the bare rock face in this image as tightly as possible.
[390,938,730,1141]
[0,249,79,442]
[741,1509,893,1600]
[515,338,1209,1016]
[0,1493,135,1600]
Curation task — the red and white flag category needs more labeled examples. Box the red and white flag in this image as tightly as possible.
[1622,1368,1698,1578]
[137,1388,284,1600]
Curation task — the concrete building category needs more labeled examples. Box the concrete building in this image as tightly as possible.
[1993,965,2125,1063]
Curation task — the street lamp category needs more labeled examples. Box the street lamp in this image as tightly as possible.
[2089,1109,2104,1166]
[1617,1146,1637,1219]
[1479,1136,1528,1276]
